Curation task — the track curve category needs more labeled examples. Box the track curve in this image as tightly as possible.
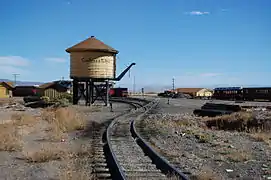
[105,98,189,180]
[91,97,189,180]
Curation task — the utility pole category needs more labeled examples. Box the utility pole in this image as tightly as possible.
[172,78,175,92]
[12,74,20,86]
[133,76,136,94]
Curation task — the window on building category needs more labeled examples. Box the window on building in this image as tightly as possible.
[6,89,9,95]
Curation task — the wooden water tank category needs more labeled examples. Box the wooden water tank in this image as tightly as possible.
[66,36,119,79]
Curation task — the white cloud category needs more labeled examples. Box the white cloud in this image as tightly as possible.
[0,65,29,75]
[0,56,30,76]
[187,11,210,15]
[0,56,30,66]
[200,73,221,77]
[221,9,229,12]
[44,57,67,63]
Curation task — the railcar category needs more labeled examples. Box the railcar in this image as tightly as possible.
[212,87,271,102]
[110,88,128,97]
[12,86,43,97]
[212,87,243,100]
[243,87,271,101]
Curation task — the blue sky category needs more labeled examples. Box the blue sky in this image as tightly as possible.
[0,0,270,89]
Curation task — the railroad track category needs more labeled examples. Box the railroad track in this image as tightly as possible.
[89,98,148,179]
[89,97,188,179]
[105,98,188,180]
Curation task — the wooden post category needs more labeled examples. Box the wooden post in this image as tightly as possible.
[72,79,78,105]
[85,80,89,106]
[106,80,109,106]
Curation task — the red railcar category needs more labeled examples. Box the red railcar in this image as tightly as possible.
[110,88,128,97]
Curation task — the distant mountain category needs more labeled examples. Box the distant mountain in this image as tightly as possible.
[0,79,44,86]
[1,79,270,90]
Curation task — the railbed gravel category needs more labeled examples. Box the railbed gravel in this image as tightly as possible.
[139,106,271,180]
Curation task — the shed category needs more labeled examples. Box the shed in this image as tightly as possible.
[0,82,13,98]
[175,88,213,98]
[175,88,202,97]
[39,80,72,99]
[196,88,213,97]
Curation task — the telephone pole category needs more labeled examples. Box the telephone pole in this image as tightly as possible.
[133,76,136,94]
[172,78,175,92]
[12,74,20,86]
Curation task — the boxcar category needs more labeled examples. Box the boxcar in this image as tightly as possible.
[110,88,128,97]
[12,86,43,97]
[243,87,271,101]
[212,87,243,100]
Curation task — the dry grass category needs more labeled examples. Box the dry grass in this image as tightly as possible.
[43,107,86,132]
[250,132,271,146]
[0,98,14,106]
[42,107,87,141]
[0,123,22,151]
[60,169,93,180]
[59,160,94,180]
[191,167,222,180]
[226,150,251,162]
[145,117,197,136]
[73,144,93,158]
[59,144,94,180]
[22,145,68,163]
[11,113,37,126]
[202,111,264,131]
[0,113,37,152]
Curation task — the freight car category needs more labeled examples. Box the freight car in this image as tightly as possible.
[109,88,128,97]
[12,86,43,97]
[243,87,271,101]
[212,87,243,100]
[212,87,271,101]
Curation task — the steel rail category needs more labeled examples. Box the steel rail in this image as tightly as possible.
[105,98,148,179]
[131,100,189,180]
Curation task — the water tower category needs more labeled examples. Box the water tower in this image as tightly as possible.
[66,36,135,106]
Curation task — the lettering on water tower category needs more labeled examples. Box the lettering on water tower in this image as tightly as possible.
[80,55,114,78]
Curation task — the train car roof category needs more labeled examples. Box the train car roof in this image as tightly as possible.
[214,87,242,91]
[243,87,271,89]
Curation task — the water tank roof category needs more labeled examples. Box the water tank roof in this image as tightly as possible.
[65,36,119,54]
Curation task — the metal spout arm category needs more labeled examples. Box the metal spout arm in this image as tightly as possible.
[111,63,136,81]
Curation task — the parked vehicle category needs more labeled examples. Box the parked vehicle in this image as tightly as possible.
[157,91,175,98]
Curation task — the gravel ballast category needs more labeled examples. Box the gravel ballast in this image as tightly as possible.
[139,99,271,180]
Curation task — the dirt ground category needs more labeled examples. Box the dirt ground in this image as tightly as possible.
[140,101,271,180]
[0,98,131,180]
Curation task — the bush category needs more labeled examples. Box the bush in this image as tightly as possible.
[53,93,73,103]
[41,96,50,103]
